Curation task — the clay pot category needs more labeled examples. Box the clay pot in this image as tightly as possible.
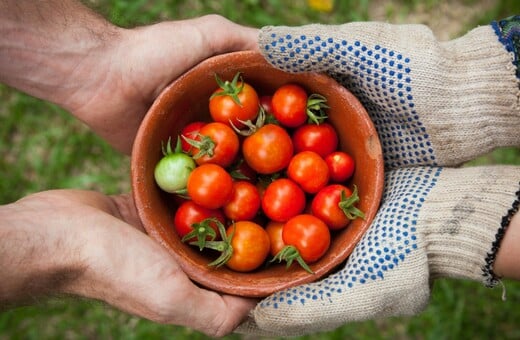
[131,51,384,297]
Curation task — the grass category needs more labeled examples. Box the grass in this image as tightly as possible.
[1,0,520,339]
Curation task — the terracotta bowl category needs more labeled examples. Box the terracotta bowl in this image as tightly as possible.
[131,51,384,298]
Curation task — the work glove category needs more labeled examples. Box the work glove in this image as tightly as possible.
[259,17,519,169]
[237,16,520,336]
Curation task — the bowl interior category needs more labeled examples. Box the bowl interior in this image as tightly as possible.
[131,51,384,297]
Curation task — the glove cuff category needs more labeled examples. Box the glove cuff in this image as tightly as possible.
[422,166,520,285]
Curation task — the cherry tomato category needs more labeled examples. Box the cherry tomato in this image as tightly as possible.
[292,122,339,158]
[265,220,285,257]
[287,151,330,194]
[311,184,364,230]
[187,163,233,209]
[242,124,293,174]
[262,178,306,222]
[325,151,355,183]
[225,221,270,272]
[223,181,261,221]
[174,200,225,244]
[228,158,257,183]
[271,83,308,128]
[154,137,196,193]
[283,214,330,263]
[259,95,274,115]
[180,121,205,154]
[187,122,239,168]
[209,73,259,128]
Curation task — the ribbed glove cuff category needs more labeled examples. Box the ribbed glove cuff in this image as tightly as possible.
[421,166,520,285]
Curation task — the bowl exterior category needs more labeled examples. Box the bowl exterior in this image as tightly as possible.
[131,51,384,297]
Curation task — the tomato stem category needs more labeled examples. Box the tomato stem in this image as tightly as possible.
[271,245,314,274]
[339,185,365,220]
[182,134,216,160]
[306,93,329,125]
[210,72,245,106]
[181,217,219,250]
[196,221,235,268]
[162,136,184,156]
[229,106,266,137]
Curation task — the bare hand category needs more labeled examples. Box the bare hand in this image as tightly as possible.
[0,190,256,337]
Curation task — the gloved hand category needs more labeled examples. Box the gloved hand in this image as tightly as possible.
[238,166,520,336]
[237,17,520,336]
[259,18,519,169]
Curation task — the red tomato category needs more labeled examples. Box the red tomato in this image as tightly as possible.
[242,124,293,174]
[262,178,306,222]
[259,95,274,115]
[292,122,339,157]
[223,181,261,221]
[265,220,285,257]
[283,214,330,263]
[187,163,233,209]
[271,83,308,128]
[209,74,259,128]
[228,158,257,183]
[325,151,355,183]
[189,122,239,168]
[180,121,205,154]
[311,184,364,230]
[225,221,270,272]
[287,151,330,194]
[173,200,225,242]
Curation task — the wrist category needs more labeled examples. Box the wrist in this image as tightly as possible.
[0,194,87,306]
[0,0,123,113]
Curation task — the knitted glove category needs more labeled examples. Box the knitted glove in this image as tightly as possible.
[238,165,520,336]
[259,17,519,169]
[236,17,520,336]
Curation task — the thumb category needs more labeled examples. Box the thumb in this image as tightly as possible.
[194,14,259,55]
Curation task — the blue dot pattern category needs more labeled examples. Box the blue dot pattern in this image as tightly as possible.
[263,32,437,169]
[259,167,442,309]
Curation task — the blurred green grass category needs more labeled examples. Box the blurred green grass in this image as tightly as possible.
[1,0,520,339]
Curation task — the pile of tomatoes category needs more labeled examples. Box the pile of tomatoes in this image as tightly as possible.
[154,72,364,273]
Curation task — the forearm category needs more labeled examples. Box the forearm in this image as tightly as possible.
[0,195,85,307]
[0,0,121,112]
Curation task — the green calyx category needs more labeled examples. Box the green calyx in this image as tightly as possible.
[306,93,329,125]
[339,185,365,220]
[229,105,266,137]
[190,220,235,268]
[181,134,216,160]
[181,217,219,250]
[210,72,244,106]
[271,245,314,274]
[162,135,183,156]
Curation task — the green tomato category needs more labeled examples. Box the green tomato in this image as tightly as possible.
[154,137,196,193]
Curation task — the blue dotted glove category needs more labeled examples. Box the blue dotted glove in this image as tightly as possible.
[237,19,520,337]
[260,21,519,169]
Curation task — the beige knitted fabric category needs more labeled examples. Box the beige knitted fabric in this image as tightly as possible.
[238,166,520,336]
[259,22,519,169]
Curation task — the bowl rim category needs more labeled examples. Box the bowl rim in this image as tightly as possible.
[131,50,384,297]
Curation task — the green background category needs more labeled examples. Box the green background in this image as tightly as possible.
[1,0,519,339]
